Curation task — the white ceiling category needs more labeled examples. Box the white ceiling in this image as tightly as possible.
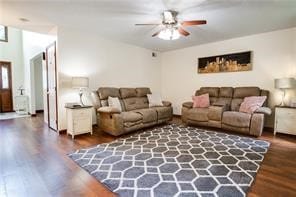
[1,0,296,51]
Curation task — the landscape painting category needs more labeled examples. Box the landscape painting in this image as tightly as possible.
[198,51,252,73]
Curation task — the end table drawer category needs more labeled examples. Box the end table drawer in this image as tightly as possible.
[275,107,296,135]
[73,109,90,118]
[73,118,91,132]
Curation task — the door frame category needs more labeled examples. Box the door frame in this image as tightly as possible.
[46,42,58,131]
[29,53,44,116]
[0,61,13,112]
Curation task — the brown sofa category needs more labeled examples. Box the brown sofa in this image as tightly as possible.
[91,87,173,136]
[182,87,272,136]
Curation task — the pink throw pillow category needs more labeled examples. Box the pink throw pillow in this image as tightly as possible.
[192,94,210,108]
[239,96,267,114]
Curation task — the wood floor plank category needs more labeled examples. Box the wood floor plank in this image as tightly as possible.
[0,114,295,197]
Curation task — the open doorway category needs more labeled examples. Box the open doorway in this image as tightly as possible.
[30,53,45,115]
[0,25,56,123]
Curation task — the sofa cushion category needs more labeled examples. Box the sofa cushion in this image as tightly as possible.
[239,96,267,114]
[233,87,260,98]
[120,88,137,98]
[123,97,149,111]
[98,87,120,100]
[182,102,193,108]
[208,106,225,121]
[260,90,269,106]
[108,96,122,111]
[121,111,142,123]
[255,107,272,115]
[192,94,210,108]
[222,111,251,128]
[187,108,209,122]
[219,87,233,97]
[152,106,173,120]
[133,108,157,123]
[196,87,219,97]
[231,98,243,111]
[214,98,232,107]
[98,106,121,114]
[136,87,151,97]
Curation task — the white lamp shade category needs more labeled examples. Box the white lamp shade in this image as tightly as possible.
[274,78,296,89]
[72,77,89,88]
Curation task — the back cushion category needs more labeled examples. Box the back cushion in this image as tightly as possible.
[120,88,137,98]
[219,87,233,98]
[196,87,219,97]
[98,87,121,107]
[260,90,269,106]
[136,88,151,97]
[98,87,120,99]
[122,97,149,111]
[231,98,244,111]
[216,87,233,107]
[196,87,219,105]
[120,88,149,111]
[231,87,260,111]
[233,87,260,98]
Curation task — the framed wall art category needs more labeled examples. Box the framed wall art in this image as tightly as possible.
[198,51,252,74]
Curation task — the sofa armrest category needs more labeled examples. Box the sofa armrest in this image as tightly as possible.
[182,102,193,108]
[208,105,228,121]
[97,106,121,114]
[162,101,172,107]
[255,107,272,115]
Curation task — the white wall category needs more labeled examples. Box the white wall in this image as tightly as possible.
[57,27,161,130]
[161,28,296,127]
[22,30,56,114]
[0,27,24,110]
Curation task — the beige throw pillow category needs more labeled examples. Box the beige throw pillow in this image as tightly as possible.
[147,93,163,107]
[108,96,122,112]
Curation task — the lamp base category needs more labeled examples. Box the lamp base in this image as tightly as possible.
[79,90,85,106]
[279,89,286,107]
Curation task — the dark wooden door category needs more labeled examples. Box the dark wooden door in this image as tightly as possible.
[0,61,13,112]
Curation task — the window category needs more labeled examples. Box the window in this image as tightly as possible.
[0,25,8,42]
[2,66,9,89]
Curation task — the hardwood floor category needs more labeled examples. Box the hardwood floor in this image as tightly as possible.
[0,114,295,197]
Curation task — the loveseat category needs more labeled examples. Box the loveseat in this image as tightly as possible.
[91,87,173,136]
[182,87,272,136]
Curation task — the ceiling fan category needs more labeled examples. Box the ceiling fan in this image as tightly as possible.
[135,10,207,40]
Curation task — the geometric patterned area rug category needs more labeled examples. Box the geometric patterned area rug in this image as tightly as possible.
[68,124,270,197]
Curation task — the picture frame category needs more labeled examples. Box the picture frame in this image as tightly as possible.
[198,51,252,74]
[0,25,8,42]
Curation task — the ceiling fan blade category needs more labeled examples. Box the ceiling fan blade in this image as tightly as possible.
[178,28,190,36]
[135,23,161,26]
[181,20,207,26]
[152,30,161,37]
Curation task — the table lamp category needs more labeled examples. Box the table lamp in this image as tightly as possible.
[274,77,296,106]
[72,77,89,106]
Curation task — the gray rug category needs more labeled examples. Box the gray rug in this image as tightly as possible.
[68,124,270,197]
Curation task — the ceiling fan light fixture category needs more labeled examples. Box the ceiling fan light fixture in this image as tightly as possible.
[158,28,180,40]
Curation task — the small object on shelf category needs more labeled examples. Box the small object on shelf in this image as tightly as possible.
[274,106,296,136]
[15,95,29,115]
[18,85,25,95]
[66,105,93,139]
